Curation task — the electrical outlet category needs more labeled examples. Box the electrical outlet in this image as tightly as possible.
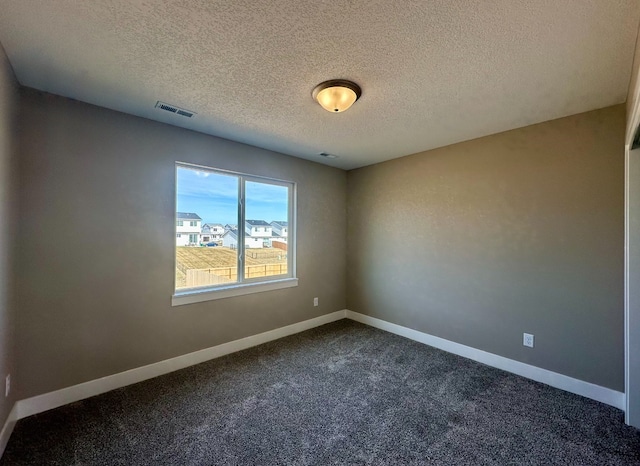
[313,297,319,307]
[5,374,10,397]
[523,333,534,348]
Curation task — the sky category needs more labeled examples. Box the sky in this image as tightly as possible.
[176,166,288,225]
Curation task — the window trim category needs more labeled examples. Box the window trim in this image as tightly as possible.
[173,162,297,306]
[172,277,298,306]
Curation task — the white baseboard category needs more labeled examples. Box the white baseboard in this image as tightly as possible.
[16,310,347,420]
[5,307,625,457]
[0,404,18,459]
[346,310,625,410]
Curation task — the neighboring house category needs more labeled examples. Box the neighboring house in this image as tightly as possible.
[222,229,238,249]
[222,229,263,249]
[201,223,224,243]
[245,220,272,247]
[222,220,272,249]
[271,221,288,243]
[224,224,237,232]
[176,212,202,246]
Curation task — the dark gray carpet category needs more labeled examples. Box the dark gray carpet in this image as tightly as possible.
[2,320,639,465]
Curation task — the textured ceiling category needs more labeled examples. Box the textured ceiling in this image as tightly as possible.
[0,1,639,170]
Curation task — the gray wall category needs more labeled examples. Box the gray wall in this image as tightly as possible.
[628,147,640,425]
[347,105,625,391]
[9,88,628,401]
[15,89,347,399]
[0,43,17,429]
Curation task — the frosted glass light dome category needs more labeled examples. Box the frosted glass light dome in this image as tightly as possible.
[312,80,362,113]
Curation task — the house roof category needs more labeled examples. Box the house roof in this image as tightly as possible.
[246,220,271,226]
[176,212,201,220]
[0,1,637,170]
[271,221,288,227]
[223,229,238,240]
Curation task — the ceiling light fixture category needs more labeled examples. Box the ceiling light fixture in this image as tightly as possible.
[312,80,362,113]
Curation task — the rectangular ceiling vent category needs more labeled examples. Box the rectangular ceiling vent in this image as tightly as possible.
[155,101,196,118]
[319,152,338,159]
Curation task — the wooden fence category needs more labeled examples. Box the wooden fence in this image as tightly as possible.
[186,263,288,287]
[245,249,286,260]
[245,263,287,279]
[244,248,287,260]
[271,240,287,251]
[186,268,234,287]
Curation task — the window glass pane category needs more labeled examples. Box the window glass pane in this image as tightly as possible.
[176,166,238,290]
[245,181,289,279]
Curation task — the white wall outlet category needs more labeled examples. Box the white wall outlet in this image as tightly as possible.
[313,297,319,307]
[523,333,534,348]
[5,374,10,397]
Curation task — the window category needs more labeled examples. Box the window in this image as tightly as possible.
[176,234,181,238]
[177,220,184,226]
[190,221,197,227]
[173,163,296,305]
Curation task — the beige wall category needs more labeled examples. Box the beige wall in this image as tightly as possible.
[0,43,17,427]
[9,88,628,402]
[347,105,625,390]
[16,89,347,399]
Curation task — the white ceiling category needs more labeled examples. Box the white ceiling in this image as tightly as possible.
[0,1,639,170]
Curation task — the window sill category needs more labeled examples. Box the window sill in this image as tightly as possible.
[172,278,298,306]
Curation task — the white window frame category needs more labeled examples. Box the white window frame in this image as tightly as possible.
[172,162,297,306]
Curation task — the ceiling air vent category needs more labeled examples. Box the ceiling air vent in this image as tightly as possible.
[155,101,197,118]
[319,152,338,159]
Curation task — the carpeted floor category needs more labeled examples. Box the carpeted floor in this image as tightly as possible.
[2,319,639,465]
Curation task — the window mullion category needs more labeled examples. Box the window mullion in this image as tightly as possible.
[288,183,295,278]
[237,176,246,283]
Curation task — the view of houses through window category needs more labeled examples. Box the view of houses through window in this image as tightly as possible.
[175,164,293,291]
